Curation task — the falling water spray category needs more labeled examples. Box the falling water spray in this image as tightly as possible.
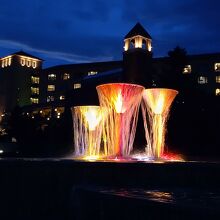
[142,88,178,159]
[72,106,104,159]
[96,83,144,158]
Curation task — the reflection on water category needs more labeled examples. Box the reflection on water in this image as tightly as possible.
[143,191,173,203]
[99,188,220,207]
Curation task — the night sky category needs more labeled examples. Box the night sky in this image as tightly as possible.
[0,0,220,67]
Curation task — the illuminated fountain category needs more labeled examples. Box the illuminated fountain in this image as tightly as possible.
[96,83,144,158]
[142,88,178,159]
[72,106,103,159]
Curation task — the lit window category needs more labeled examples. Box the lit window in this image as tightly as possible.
[26,60,31,67]
[59,95,65,100]
[30,98,39,104]
[214,63,220,72]
[216,76,220,83]
[1,60,4,68]
[31,87,39,95]
[31,76,40,84]
[183,65,191,74]
[32,61,37,69]
[88,71,98,76]
[63,73,70,80]
[216,89,220,96]
[47,96,55,102]
[198,76,208,84]
[8,57,11,66]
[74,83,81,89]
[20,58,25,66]
[47,85,55,91]
[48,74,56,81]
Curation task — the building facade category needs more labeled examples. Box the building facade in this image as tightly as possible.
[0,23,219,121]
[0,51,42,120]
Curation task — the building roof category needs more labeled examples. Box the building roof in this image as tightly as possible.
[44,60,122,71]
[11,51,43,60]
[84,68,122,80]
[124,22,152,39]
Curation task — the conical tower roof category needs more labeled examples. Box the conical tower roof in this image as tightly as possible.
[124,22,152,39]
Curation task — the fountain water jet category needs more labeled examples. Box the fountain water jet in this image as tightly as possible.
[96,83,144,158]
[72,106,103,159]
[142,88,178,159]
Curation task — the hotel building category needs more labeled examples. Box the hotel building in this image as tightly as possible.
[0,23,219,121]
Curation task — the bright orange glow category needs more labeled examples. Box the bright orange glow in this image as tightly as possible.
[142,88,178,159]
[161,152,184,162]
[96,83,144,157]
[73,106,104,158]
[114,91,126,113]
[83,155,100,161]
[83,107,102,131]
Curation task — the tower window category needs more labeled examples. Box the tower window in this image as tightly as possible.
[214,63,220,72]
[183,65,191,74]
[198,76,208,84]
[63,73,70,80]
[73,83,81,89]
[47,85,55,91]
[216,88,220,96]
[216,76,220,83]
[48,74,56,81]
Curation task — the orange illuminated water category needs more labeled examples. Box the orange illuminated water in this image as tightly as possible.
[96,83,144,157]
[142,88,178,159]
[72,106,104,157]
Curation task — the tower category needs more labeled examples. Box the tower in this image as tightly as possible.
[123,22,153,86]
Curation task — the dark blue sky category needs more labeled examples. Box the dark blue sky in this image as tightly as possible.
[0,0,220,67]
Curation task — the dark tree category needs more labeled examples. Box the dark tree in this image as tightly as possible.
[167,46,188,90]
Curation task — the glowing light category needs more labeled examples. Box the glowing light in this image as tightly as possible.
[142,88,178,159]
[0,150,3,154]
[115,92,126,113]
[72,106,104,158]
[30,98,39,104]
[31,76,40,84]
[216,88,220,96]
[47,85,55,91]
[183,65,191,74]
[83,108,102,131]
[74,83,81,89]
[63,73,70,80]
[19,55,39,68]
[161,152,184,161]
[83,155,100,161]
[214,63,220,72]
[96,83,144,157]
[60,95,65,100]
